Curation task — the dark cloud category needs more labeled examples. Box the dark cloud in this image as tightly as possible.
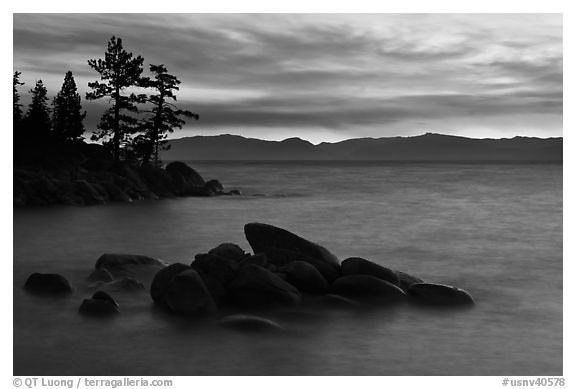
[13,13,563,142]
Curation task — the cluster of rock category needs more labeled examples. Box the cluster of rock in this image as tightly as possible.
[14,142,239,207]
[23,222,474,328]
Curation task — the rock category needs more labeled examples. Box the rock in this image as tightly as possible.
[95,253,167,270]
[228,189,242,195]
[330,275,406,301]
[322,294,358,307]
[139,164,176,197]
[92,290,119,308]
[164,269,217,315]
[265,248,341,283]
[280,261,329,294]
[100,181,132,202]
[341,257,399,285]
[87,269,114,283]
[208,243,247,262]
[75,180,106,205]
[150,263,191,304]
[245,222,340,264]
[228,264,301,306]
[195,269,229,306]
[395,270,424,292]
[101,277,145,292]
[79,298,119,316]
[219,314,282,331]
[165,161,206,195]
[408,283,475,305]
[192,253,238,285]
[205,179,225,194]
[24,273,73,294]
[239,254,268,268]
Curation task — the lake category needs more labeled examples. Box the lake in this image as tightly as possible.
[13,161,563,375]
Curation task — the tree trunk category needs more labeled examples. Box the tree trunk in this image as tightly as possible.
[113,86,121,162]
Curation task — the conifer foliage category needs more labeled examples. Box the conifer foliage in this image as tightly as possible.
[52,71,86,142]
[25,80,51,137]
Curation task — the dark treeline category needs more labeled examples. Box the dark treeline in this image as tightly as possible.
[13,36,197,167]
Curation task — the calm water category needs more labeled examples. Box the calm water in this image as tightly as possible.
[13,162,563,375]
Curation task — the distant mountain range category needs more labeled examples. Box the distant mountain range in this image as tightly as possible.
[162,133,562,161]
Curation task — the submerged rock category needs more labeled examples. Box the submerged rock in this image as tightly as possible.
[279,260,329,294]
[164,269,217,316]
[244,223,340,282]
[92,290,119,308]
[408,283,475,306]
[87,268,114,283]
[95,253,167,270]
[79,298,119,316]
[24,273,73,294]
[150,263,191,304]
[330,275,406,301]
[219,314,282,331]
[341,257,399,286]
[228,264,301,306]
[322,293,359,308]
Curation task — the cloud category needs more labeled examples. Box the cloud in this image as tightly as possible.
[13,13,563,141]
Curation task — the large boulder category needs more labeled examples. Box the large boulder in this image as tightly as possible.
[208,243,248,263]
[163,269,217,315]
[138,164,176,197]
[87,269,114,283]
[150,263,191,304]
[195,269,229,306]
[165,161,206,195]
[395,270,424,292]
[24,273,73,294]
[205,179,225,195]
[79,298,119,316]
[330,275,406,301]
[92,290,119,308]
[341,257,399,286]
[408,283,475,306]
[191,253,238,285]
[279,260,329,294]
[95,253,167,270]
[266,248,340,283]
[228,264,301,306]
[220,314,282,331]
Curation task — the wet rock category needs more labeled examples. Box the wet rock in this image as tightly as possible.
[265,248,340,283]
[97,277,145,292]
[239,253,268,268]
[205,179,225,194]
[92,290,119,308]
[88,268,114,283]
[228,264,301,306]
[395,270,424,292]
[244,222,340,272]
[208,243,248,263]
[330,275,406,301]
[95,253,167,270]
[195,269,229,306]
[164,269,217,316]
[408,283,475,306]
[228,189,242,195]
[79,298,119,316]
[150,263,191,304]
[24,273,73,294]
[219,314,282,331]
[139,164,176,197]
[192,253,238,285]
[280,260,329,294]
[341,257,399,286]
[165,161,206,195]
[322,293,358,307]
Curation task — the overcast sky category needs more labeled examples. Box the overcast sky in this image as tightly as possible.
[13,13,562,143]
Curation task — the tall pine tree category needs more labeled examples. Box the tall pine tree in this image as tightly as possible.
[86,36,146,162]
[13,71,24,124]
[53,71,86,142]
[25,80,51,138]
[141,64,198,166]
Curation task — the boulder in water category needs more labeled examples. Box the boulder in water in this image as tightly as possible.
[228,264,301,306]
[208,243,248,263]
[150,263,191,304]
[279,260,329,294]
[164,269,217,315]
[88,268,114,283]
[24,273,73,294]
[95,253,167,270]
[265,247,340,283]
[92,290,119,308]
[219,314,282,331]
[330,275,406,301]
[79,298,119,316]
[192,253,238,285]
[395,270,424,292]
[408,283,475,306]
[341,257,399,285]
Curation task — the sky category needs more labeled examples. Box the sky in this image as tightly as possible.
[13,13,563,144]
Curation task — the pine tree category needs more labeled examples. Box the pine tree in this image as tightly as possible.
[86,36,146,162]
[141,64,198,166]
[25,80,51,137]
[13,71,25,124]
[53,71,86,142]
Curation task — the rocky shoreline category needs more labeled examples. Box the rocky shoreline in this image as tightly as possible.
[14,142,239,207]
[24,222,474,330]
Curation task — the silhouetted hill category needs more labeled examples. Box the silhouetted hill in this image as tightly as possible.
[163,133,562,162]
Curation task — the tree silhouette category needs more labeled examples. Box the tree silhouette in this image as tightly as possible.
[13,71,25,124]
[86,36,146,162]
[53,71,86,142]
[25,80,51,137]
[141,64,198,165]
